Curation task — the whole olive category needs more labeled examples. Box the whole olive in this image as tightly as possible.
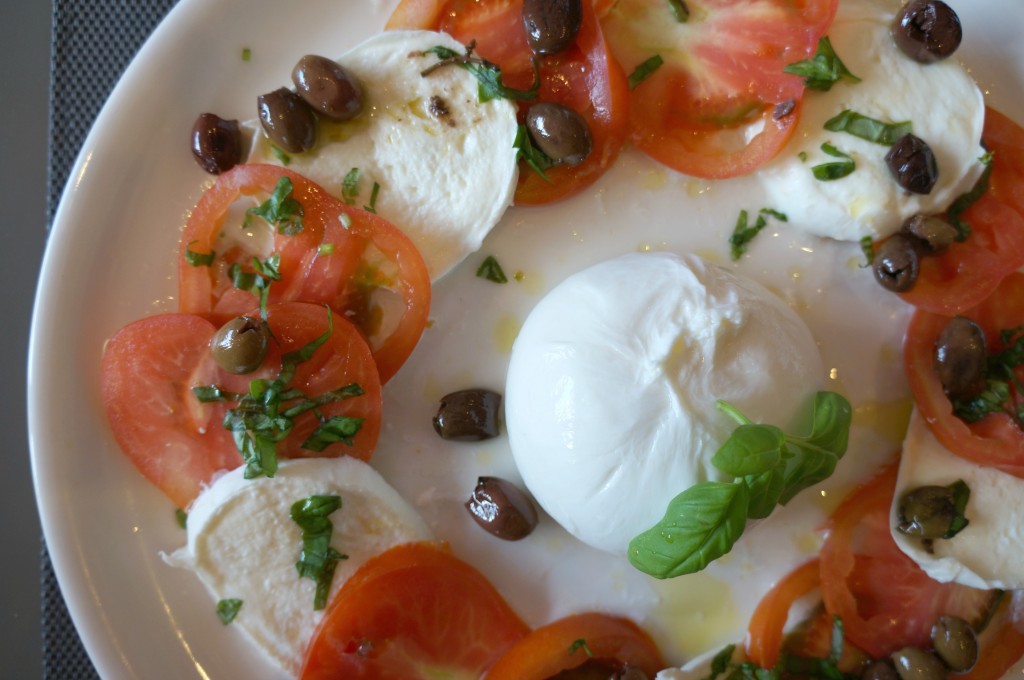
[465,476,539,541]
[190,113,242,175]
[893,1,962,64]
[902,214,957,253]
[210,316,270,374]
[433,388,502,441]
[547,658,650,679]
[522,0,582,55]
[257,87,317,153]
[897,485,959,539]
[931,615,978,673]
[873,234,920,292]
[891,647,949,680]
[526,102,593,167]
[885,133,938,195]
[934,316,986,400]
[862,660,901,680]
[291,55,364,122]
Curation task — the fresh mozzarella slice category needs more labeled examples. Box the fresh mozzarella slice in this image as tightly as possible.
[505,252,826,555]
[892,408,1024,590]
[246,30,520,281]
[164,457,432,675]
[757,0,986,242]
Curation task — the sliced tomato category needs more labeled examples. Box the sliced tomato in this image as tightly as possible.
[600,0,837,179]
[483,612,665,679]
[745,559,821,669]
[101,302,382,509]
[300,541,529,679]
[819,463,994,658]
[898,108,1024,315]
[904,272,1024,477]
[178,164,430,382]
[391,0,630,205]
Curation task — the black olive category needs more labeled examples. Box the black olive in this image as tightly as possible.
[190,113,242,175]
[862,660,901,680]
[522,0,582,56]
[934,316,986,400]
[896,485,959,539]
[873,234,921,292]
[210,316,270,374]
[433,388,502,441]
[885,134,939,195]
[291,55,364,122]
[891,647,949,680]
[525,102,593,167]
[547,658,651,679]
[901,214,957,253]
[931,616,978,673]
[257,87,317,153]
[465,476,539,541]
[893,1,962,64]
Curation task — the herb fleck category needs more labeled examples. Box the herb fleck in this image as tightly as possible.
[476,255,509,283]
[217,598,243,624]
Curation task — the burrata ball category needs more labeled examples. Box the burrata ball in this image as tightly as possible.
[505,252,827,555]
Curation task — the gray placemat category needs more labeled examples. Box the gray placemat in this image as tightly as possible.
[44,0,177,677]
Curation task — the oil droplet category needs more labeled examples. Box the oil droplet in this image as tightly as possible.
[685,179,709,197]
[796,530,822,555]
[788,266,803,283]
[696,248,724,265]
[493,314,521,354]
[854,398,913,445]
[829,367,839,381]
[513,270,545,295]
[641,168,668,190]
[649,571,741,661]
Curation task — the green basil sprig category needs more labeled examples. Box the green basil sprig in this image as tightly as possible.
[784,37,860,92]
[824,109,912,146]
[628,391,852,579]
[291,494,348,610]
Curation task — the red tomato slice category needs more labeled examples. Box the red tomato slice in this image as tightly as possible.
[483,612,665,679]
[300,541,529,680]
[904,272,1024,477]
[819,463,994,658]
[898,108,1024,315]
[600,0,837,179]
[394,0,629,205]
[178,164,430,383]
[745,559,820,669]
[101,302,382,509]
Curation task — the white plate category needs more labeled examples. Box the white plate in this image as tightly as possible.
[29,1,1024,678]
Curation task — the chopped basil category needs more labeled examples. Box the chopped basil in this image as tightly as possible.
[568,639,593,657]
[229,254,281,321]
[628,391,851,578]
[364,181,381,213]
[245,176,304,235]
[302,415,364,452]
[318,243,335,255]
[342,168,360,205]
[291,495,348,610]
[476,255,508,283]
[217,598,243,624]
[811,142,855,181]
[184,241,215,267]
[859,236,875,266]
[175,508,187,529]
[422,42,540,103]
[703,617,850,680]
[824,109,912,145]
[193,311,366,479]
[514,123,555,182]
[798,151,808,162]
[944,480,971,538]
[784,36,860,91]
[946,152,994,241]
[667,0,689,22]
[241,48,251,62]
[729,207,788,260]
[953,323,1024,428]
[270,144,291,166]
[628,55,664,90]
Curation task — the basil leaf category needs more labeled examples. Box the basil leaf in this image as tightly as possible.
[568,639,593,657]
[175,508,188,529]
[217,598,243,624]
[823,109,912,145]
[363,181,381,213]
[628,55,664,90]
[477,255,509,283]
[291,495,349,610]
[744,466,787,520]
[245,176,304,235]
[711,424,785,477]
[514,123,555,182]
[668,0,689,22]
[729,208,788,260]
[783,37,860,91]
[946,154,994,241]
[705,645,736,680]
[628,481,749,578]
[811,143,855,181]
[302,416,364,452]
[184,241,215,267]
[778,391,852,504]
[342,167,360,205]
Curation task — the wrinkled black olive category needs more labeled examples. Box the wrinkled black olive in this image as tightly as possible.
[931,615,978,673]
[893,1,962,64]
[897,485,959,539]
[190,113,242,175]
[526,102,593,166]
[873,234,921,292]
[901,214,957,253]
[886,133,939,194]
[522,0,582,55]
[862,660,901,680]
[257,87,317,153]
[934,316,986,400]
[210,316,270,374]
[291,55,364,121]
[433,388,502,441]
[891,647,949,680]
[548,658,651,679]
[465,476,539,541]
